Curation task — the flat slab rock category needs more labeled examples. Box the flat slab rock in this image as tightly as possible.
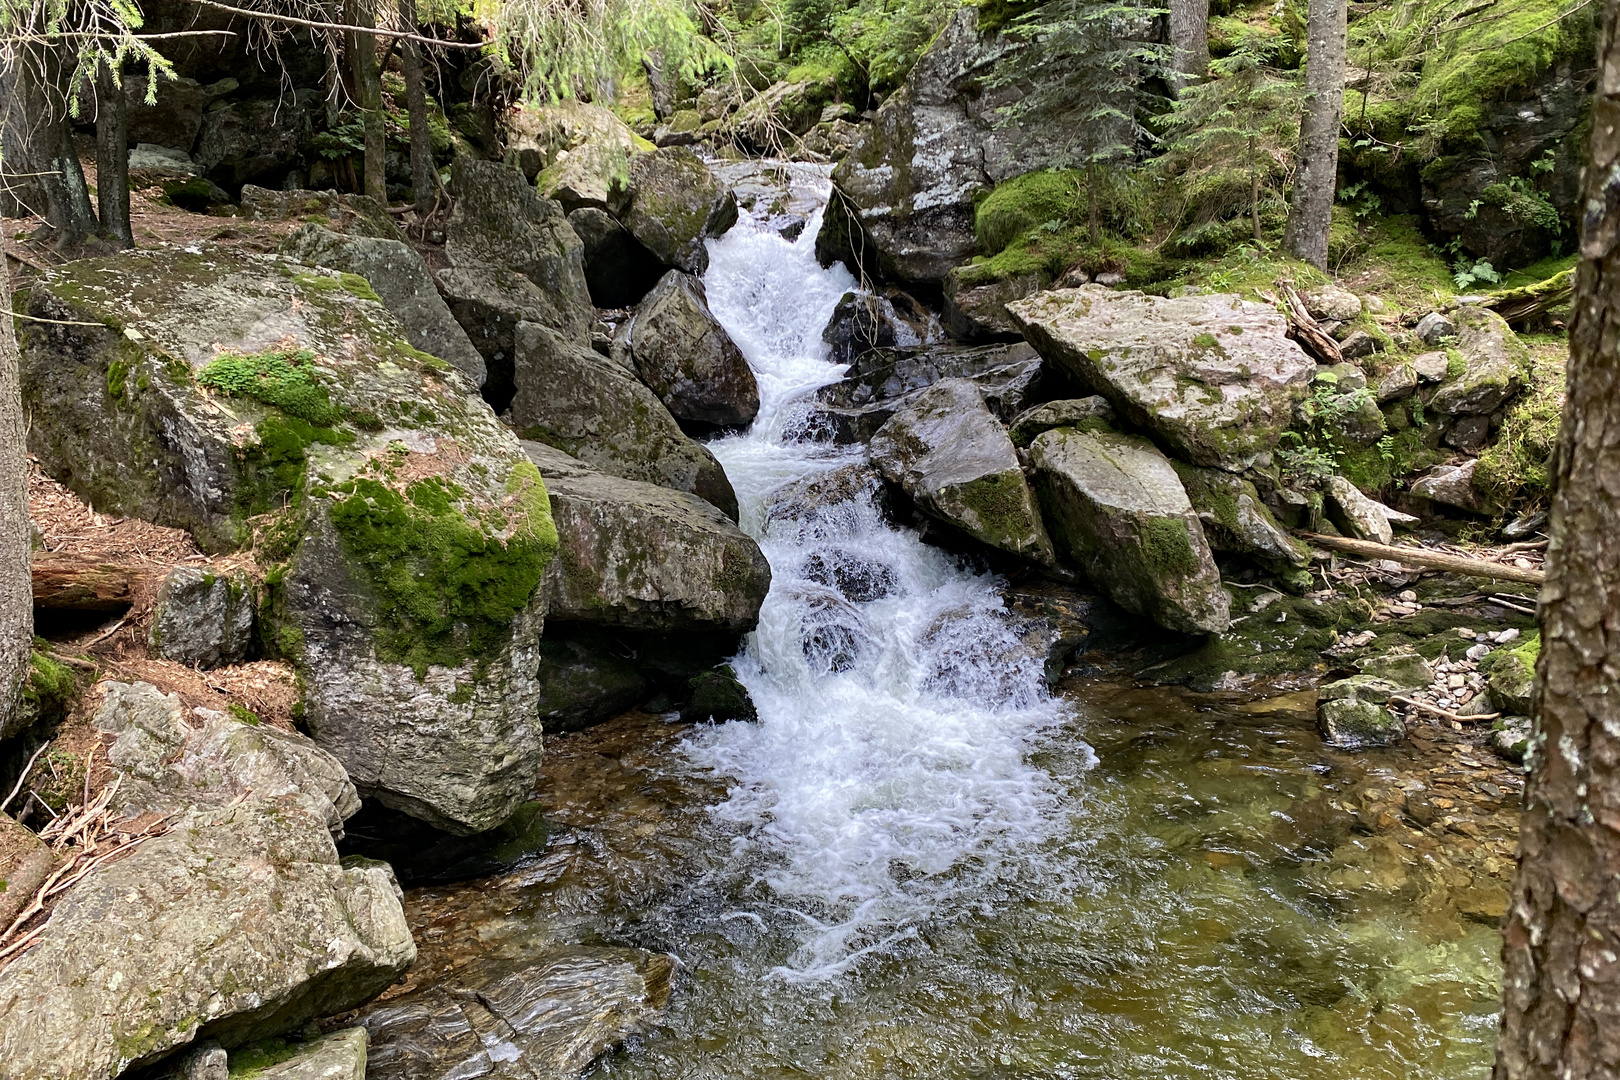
[1029,425,1230,635]
[1008,286,1314,470]
[359,947,673,1080]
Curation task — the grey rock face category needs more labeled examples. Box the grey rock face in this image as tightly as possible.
[195,93,316,188]
[246,1028,368,1079]
[360,948,673,1080]
[239,187,406,240]
[1305,284,1363,322]
[568,206,665,308]
[1172,463,1309,568]
[149,565,256,669]
[1007,397,1115,448]
[511,323,739,520]
[0,683,412,1080]
[123,74,236,151]
[1029,426,1230,635]
[819,340,1033,410]
[1430,306,1530,415]
[1324,476,1404,544]
[1415,312,1456,345]
[1412,459,1490,513]
[1412,350,1451,381]
[627,271,760,429]
[943,271,1045,338]
[1490,715,1534,764]
[620,146,739,275]
[1374,362,1419,402]
[730,78,838,151]
[534,633,649,733]
[1008,286,1314,469]
[524,441,769,632]
[20,249,556,835]
[280,224,486,386]
[523,100,647,212]
[870,379,1054,565]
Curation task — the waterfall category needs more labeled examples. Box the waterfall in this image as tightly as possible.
[688,165,1080,982]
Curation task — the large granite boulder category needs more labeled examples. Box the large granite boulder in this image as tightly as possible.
[194,92,317,189]
[619,146,739,275]
[625,271,759,429]
[1008,286,1315,470]
[0,682,413,1080]
[525,441,769,631]
[280,224,486,386]
[19,248,558,834]
[730,77,839,152]
[148,564,257,669]
[869,379,1054,564]
[510,322,739,520]
[1172,463,1310,568]
[240,187,405,240]
[1430,306,1531,415]
[809,340,1044,442]
[814,7,1076,284]
[522,100,651,211]
[1029,425,1230,634]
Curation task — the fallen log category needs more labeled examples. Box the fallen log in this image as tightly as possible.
[1276,283,1343,365]
[1482,268,1574,325]
[31,555,148,611]
[1295,532,1545,585]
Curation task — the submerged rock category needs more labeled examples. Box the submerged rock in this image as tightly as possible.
[20,248,557,834]
[869,379,1054,565]
[511,326,739,520]
[1029,425,1229,635]
[148,565,257,669]
[1008,286,1314,469]
[360,948,673,1080]
[683,664,758,723]
[625,271,760,429]
[341,800,550,886]
[524,441,768,631]
[0,682,413,1079]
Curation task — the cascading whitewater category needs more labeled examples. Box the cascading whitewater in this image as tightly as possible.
[689,164,1079,981]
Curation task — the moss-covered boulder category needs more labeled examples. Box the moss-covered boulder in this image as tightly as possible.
[1008,396,1115,448]
[1430,306,1531,415]
[683,665,758,723]
[1488,635,1539,715]
[1490,715,1534,765]
[625,271,758,430]
[148,565,256,669]
[19,248,558,834]
[1008,286,1315,470]
[870,379,1055,565]
[1318,693,1405,749]
[619,146,739,275]
[510,323,739,520]
[1029,425,1230,635]
[524,441,768,632]
[234,1027,368,1079]
[520,100,651,212]
[1172,462,1310,568]
[0,682,413,1079]
[730,77,839,152]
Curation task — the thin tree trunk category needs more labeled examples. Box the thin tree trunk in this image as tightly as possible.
[1167,0,1211,97]
[346,0,387,205]
[95,64,132,249]
[398,0,436,218]
[1283,0,1345,268]
[1494,7,1620,1078]
[1087,159,1099,246]
[0,257,33,725]
[1250,134,1262,241]
[17,44,98,243]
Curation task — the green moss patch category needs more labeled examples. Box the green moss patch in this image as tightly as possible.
[199,348,342,426]
[1474,355,1565,508]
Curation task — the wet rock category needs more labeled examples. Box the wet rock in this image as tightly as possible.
[524,442,767,632]
[817,341,1038,410]
[870,379,1054,565]
[534,631,649,734]
[683,665,758,723]
[1171,463,1309,568]
[1002,581,1133,682]
[0,812,55,932]
[1029,425,1229,635]
[568,206,665,308]
[1412,459,1490,513]
[620,146,739,275]
[360,948,673,1080]
[1356,650,1433,690]
[1324,476,1403,544]
[242,1027,368,1079]
[1374,362,1419,402]
[1008,286,1314,469]
[1431,307,1530,415]
[149,565,256,669]
[626,271,759,429]
[1415,312,1456,345]
[513,328,740,520]
[761,463,893,539]
[1490,715,1534,764]
[280,224,487,387]
[731,77,838,151]
[821,291,941,368]
[1008,397,1116,447]
[20,248,557,835]
[943,271,1044,338]
[523,100,649,212]
[240,187,405,240]
[341,800,549,886]
[446,157,594,344]
[1317,678,1405,748]
[802,547,900,601]
[0,683,413,1080]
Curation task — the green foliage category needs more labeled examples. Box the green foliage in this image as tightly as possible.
[323,464,557,676]
[1474,355,1565,507]
[198,348,340,426]
[1452,257,1501,291]
[826,0,961,95]
[227,703,262,726]
[235,415,353,518]
[23,648,76,716]
[1277,379,1380,483]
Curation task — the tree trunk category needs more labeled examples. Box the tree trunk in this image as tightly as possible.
[1087,159,1099,246]
[346,0,387,205]
[15,43,99,243]
[397,0,437,218]
[1283,0,1345,268]
[1250,134,1262,242]
[1494,7,1620,1078]
[0,258,33,725]
[1167,0,1211,96]
[95,64,132,249]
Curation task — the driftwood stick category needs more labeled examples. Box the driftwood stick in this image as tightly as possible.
[1392,695,1500,724]
[1277,283,1344,365]
[1296,532,1546,584]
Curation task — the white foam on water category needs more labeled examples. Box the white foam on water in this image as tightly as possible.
[690,165,1081,982]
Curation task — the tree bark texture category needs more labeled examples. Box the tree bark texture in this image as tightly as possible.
[398,0,437,217]
[1283,0,1345,268]
[30,556,147,612]
[1494,7,1620,1078]
[346,0,387,205]
[0,260,33,727]
[1167,0,1211,96]
[15,43,99,242]
[94,64,132,249]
